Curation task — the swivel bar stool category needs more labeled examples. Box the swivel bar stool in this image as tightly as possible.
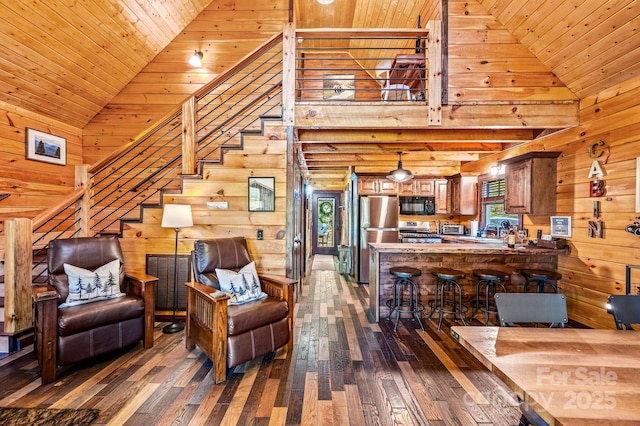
[428,267,467,331]
[520,269,562,293]
[386,266,425,332]
[472,269,509,325]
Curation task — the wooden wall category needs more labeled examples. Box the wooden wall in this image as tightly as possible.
[0,101,82,230]
[448,0,576,104]
[82,0,289,165]
[119,122,289,277]
[463,75,640,329]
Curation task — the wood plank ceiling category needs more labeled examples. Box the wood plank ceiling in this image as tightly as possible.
[0,0,212,128]
[1,0,640,183]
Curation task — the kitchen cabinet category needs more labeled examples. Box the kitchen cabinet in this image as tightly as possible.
[358,176,398,195]
[503,152,560,215]
[449,174,478,215]
[434,179,449,214]
[399,178,434,196]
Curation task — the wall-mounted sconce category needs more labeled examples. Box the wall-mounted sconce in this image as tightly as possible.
[490,164,506,176]
[317,0,334,4]
[189,50,203,67]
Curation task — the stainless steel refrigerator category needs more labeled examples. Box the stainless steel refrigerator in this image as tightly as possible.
[358,195,399,283]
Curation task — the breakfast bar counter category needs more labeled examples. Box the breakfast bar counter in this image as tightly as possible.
[368,242,569,322]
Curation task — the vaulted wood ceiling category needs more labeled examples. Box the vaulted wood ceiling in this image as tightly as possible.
[2,0,640,184]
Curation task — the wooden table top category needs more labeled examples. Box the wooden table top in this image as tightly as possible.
[451,326,640,425]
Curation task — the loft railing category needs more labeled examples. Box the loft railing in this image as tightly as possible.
[295,29,431,103]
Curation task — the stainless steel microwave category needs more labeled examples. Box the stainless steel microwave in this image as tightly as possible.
[399,196,435,216]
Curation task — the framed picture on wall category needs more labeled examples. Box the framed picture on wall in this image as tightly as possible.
[248,177,275,212]
[322,74,355,100]
[25,127,67,166]
[550,216,572,237]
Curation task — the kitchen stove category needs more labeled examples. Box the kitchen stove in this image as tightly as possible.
[398,221,442,243]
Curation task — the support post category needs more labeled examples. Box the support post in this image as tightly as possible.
[182,96,196,175]
[427,20,442,125]
[4,218,33,333]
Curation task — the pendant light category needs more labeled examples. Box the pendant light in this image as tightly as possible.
[387,152,414,183]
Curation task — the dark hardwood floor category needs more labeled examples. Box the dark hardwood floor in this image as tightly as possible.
[0,256,523,425]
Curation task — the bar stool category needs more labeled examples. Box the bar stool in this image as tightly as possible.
[428,267,467,331]
[472,269,509,325]
[520,269,562,293]
[386,266,425,332]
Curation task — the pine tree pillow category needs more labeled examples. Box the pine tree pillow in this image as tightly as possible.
[60,259,125,308]
[215,261,267,305]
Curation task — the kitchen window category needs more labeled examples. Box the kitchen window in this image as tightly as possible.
[479,176,519,230]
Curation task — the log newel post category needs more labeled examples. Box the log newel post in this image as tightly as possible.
[4,218,33,333]
[76,164,90,236]
[182,96,196,175]
[427,20,442,126]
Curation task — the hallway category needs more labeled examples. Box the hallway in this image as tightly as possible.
[0,255,522,425]
[290,255,521,425]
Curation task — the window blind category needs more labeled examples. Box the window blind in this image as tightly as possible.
[481,178,505,199]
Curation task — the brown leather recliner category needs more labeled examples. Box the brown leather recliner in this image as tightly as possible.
[186,237,295,383]
[32,236,157,384]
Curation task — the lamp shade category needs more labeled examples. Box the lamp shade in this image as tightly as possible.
[161,204,193,229]
[387,152,414,183]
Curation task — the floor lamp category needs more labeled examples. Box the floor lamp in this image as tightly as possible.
[161,204,193,334]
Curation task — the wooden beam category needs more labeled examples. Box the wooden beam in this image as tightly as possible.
[295,102,579,129]
[297,128,536,142]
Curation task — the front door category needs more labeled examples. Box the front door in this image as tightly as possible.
[311,191,341,256]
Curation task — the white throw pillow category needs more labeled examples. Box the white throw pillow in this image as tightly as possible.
[60,259,124,308]
[215,261,267,305]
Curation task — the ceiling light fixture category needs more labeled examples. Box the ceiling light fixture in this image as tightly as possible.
[189,50,203,67]
[490,163,506,176]
[387,152,414,183]
[317,0,334,4]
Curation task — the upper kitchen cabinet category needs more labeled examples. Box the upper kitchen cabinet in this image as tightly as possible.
[503,152,561,215]
[449,174,478,216]
[358,176,398,195]
[434,179,449,214]
[399,178,435,196]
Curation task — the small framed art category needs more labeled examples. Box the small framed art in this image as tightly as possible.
[25,128,67,166]
[550,216,572,237]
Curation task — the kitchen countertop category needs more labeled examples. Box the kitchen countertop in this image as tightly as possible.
[369,241,569,255]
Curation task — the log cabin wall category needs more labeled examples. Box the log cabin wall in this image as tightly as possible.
[447,0,577,105]
[119,122,289,277]
[0,102,83,230]
[82,0,289,165]
[462,76,640,329]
